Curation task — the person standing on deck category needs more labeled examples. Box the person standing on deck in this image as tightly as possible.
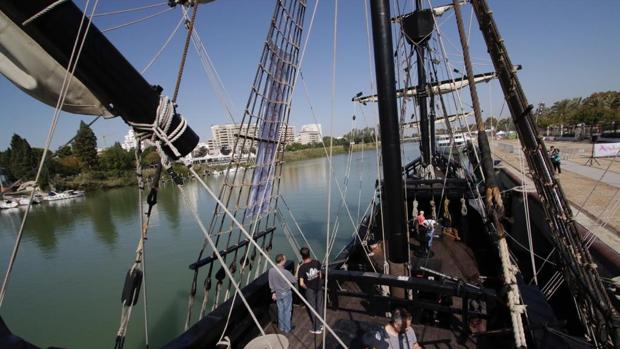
[423,219,437,253]
[268,254,297,333]
[416,210,426,226]
[298,247,324,334]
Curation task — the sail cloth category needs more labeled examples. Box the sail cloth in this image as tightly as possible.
[0,10,112,117]
[0,1,199,159]
[401,111,474,129]
[352,66,522,104]
[246,42,293,218]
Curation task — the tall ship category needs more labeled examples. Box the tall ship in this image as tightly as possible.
[0,0,618,348]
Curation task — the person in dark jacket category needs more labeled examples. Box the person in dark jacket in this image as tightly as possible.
[298,247,324,334]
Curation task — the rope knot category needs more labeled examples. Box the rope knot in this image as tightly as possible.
[127,96,197,161]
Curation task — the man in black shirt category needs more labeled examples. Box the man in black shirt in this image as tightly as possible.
[298,246,323,334]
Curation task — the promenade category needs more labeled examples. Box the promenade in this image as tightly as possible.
[491,140,620,254]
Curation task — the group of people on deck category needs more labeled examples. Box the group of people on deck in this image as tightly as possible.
[269,247,421,348]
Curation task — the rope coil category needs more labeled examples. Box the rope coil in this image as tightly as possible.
[128,96,189,159]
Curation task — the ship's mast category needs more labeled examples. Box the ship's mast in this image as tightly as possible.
[368,0,408,274]
[414,0,434,164]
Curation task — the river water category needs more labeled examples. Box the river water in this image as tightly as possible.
[0,144,418,348]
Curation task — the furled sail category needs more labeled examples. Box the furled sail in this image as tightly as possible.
[352,66,521,104]
[0,10,111,117]
[0,1,198,159]
[401,111,474,129]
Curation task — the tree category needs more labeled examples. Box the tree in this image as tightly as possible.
[73,121,98,170]
[8,134,36,180]
[496,118,515,132]
[52,156,81,177]
[343,127,375,143]
[56,145,73,158]
[193,146,208,158]
[484,116,498,129]
[100,143,134,175]
[0,149,11,178]
[141,146,161,166]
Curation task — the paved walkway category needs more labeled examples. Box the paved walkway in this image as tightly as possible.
[563,160,620,188]
[491,143,620,254]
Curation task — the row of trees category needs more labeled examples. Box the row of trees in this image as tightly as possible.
[0,122,159,189]
[536,91,620,128]
[474,91,619,134]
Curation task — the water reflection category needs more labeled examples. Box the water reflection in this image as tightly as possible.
[85,195,118,247]
[158,183,181,229]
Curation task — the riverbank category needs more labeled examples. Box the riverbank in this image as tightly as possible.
[49,143,376,190]
[283,142,375,162]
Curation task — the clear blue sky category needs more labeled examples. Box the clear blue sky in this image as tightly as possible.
[1,0,619,150]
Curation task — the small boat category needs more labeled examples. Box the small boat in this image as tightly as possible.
[0,199,18,209]
[63,190,85,198]
[44,191,72,201]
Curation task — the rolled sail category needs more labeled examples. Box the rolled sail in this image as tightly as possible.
[0,1,198,159]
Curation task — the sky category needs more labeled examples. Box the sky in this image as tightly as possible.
[1,0,619,150]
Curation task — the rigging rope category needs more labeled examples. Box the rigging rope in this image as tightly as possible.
[519,148,538,285]
[173,2,199,103]
[0,0,100,309]
[94,2,167,17]
[22,0,68,26]
[323,1,339,345]
[141,15,185,74]
[174,173,267,339]
[187,167,349,348]
[102,7,175,33]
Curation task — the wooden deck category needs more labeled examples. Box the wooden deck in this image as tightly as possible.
[264,236,482,348]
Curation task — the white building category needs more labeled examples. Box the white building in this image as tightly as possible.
[279,125,295,144]
[121,129,137,151]
[211,124,258,150]
[206,139,219,155]
[297,123,322,145]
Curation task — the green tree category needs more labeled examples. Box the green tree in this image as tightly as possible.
[100,143,134,175]
[56,145,73,158]
[484,116,498,129]
[0,149,11,179]
[8,134,36,180]
[30,148,53,189]
[52,156,81,177]
[73,121,98,170]
[343,127,375,143]
[496,118,515,132]
[141,146,161,166]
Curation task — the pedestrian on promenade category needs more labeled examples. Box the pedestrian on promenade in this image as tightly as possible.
[551,148,562,174]
[268,254,297,333]
[298,247,324,334]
